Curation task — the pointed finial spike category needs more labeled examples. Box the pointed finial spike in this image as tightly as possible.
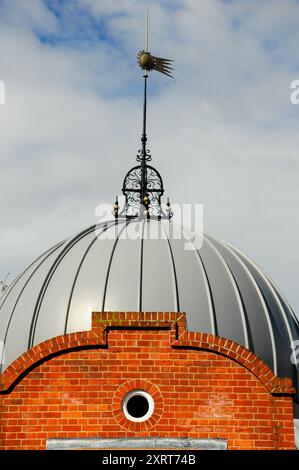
[145,8,149,52]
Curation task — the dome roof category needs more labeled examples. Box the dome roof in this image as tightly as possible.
[0,218,298,402]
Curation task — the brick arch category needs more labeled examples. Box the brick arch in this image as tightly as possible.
[0,312,295,395]
[171,331,294,395]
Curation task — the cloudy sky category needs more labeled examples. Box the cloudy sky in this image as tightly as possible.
[0,0,299,314]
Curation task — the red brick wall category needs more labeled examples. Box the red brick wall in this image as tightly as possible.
[0,312,295,450]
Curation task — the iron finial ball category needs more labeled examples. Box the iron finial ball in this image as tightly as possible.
[137,50,174,78]
[137,51,155,71]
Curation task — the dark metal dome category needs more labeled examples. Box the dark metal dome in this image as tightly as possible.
[0,219,298,408]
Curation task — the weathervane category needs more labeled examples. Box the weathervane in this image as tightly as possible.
[0,273,10,296]
[137,9,173,79]
[113,9,173,220]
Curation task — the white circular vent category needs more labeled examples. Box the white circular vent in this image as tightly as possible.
[122,389,154,422]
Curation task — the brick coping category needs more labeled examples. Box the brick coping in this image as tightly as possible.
[0,312,295,395]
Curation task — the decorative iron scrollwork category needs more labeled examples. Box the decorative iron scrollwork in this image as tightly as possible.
[122,164,164,217]
[136,148,152,163]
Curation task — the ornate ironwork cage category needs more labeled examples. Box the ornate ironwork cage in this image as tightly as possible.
[122,164,164,218]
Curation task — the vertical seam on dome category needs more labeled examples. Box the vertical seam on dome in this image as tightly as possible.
[211,236,278,374]
[101,219,131,312]
[160,221,180,312]
[64,221,120,335]
[204,236,250,350]
[0,241,64,312]
[261,264,299,328]
[180,227,217,335]
[28,224,101,349]
[196,250,218,336]
[138,220,146,312]
[224,239,296,370]
[0,241,65,374]
[270,281,299,330]
[267,279,299,327]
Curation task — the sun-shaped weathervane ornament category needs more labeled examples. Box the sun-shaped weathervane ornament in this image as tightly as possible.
[113,9,174,221]
[137,50,173,78]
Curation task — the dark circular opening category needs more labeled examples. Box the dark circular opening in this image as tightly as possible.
[126,394,149,418]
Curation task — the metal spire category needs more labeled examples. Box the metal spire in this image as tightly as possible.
[145,7,149,52]
[113,11,173,220]
[139,8,150,211]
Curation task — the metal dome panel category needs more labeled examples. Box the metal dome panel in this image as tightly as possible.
[141,220,178,312]
[208,235,276,373]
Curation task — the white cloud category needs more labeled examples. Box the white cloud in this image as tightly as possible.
[0,0,58,33]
